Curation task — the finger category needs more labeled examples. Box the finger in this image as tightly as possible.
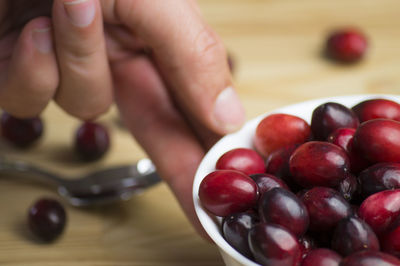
[101,0,246,135]
[111,55,210,240]
[0,17,58,118]
[52,0,112,120]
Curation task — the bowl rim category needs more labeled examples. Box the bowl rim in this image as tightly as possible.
[193,93,400,265]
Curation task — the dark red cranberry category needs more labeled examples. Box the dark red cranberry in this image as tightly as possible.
[289,141,350,188]
[331,216,379,256]
[341,251,400,266]
[253,113,311,157]
[28,198,66,242]
[75,121,110,161]
[1,112,43,148]
[380,216,400,257]
[352,98,400,122]
[353,119,400,163]
[311,102,359,140]
[301,248,342,266]
[250,173,289,198]
[248,223,302,266]
[227,53,235,73]
[216,148,266,175]
[300,187,352,232]
[298,235,317,257]
[336,173,358,202]
[222,212,259,259]
[258,188,309,237]
[358,163,400,198]
[199,170,258,216]
[325,28,368,63]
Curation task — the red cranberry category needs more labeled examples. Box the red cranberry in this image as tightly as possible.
[28,198,66,242]
[353,119,400,163]
[75,121,110,161]
[311,102,359,141]
[289,141,350,188]
[352,98,400,122]
[381,216,400,258]
[1,112,43,148]
[301,248,342,266]
[216,148,266,175]
[250,173,289,198]
[358,163,400,198]
[253,113,311,157]
[336,173,358,202]
[298,235,317,257]
[358,189,400,235]
[340,251,400,266]
[248,223,302,266]
[325,28,368,63]
[300,187,352,232]
[199,170,258,216]
[222,212,259,259]
[331,216,379,256]
[258,188,309,237]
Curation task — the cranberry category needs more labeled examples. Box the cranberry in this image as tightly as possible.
[340,251,400,266]
[227,53,235,73]
[358,163,400,198]
[358,189,400,235]
[300,187,352,232]
[301,249,342,266]
[311,102,359,140]
[222,212,259,259]
[75,121,110,161]
[325,28,368,63]
[331,216,379,256]
[248,223,302,266]
[216,148,266,175]
[336,173,358,202]
[381,217,400,257]
[199,170,258,216]
[353,119,400,163]
[352,98,400,123]
[250,173,289,198]
[298,235,317,257]
[1,112,43,148]
[289,141,350,188]
[258,188,309,237]
[28,198,66,242]
[253,113,311,157]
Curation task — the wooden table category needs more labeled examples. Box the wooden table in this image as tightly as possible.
[1,0,400,265]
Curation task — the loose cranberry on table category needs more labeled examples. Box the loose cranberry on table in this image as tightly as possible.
[352,98,400,122]
[353,119,400,164]
[340,250,400,266]
[216,148,266,176]
[253,113,311,157]
[301,248,342,266]
[222,212,259,259]
[74,121,110,161]
[358,189,400,235]
[289,141,350,188]
[248,223,302,266]
[358,163,400,198]
[331,216,379,256]
[250,173,289,197]
[325,28,368,63]
[311,102,359,140]
[28,198,66,242]
[258,188,309,237]
[1,112,43,148]
[199,170,258,217]
[300,187,352,232]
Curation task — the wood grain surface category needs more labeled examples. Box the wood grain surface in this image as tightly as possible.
[1,0,400,265]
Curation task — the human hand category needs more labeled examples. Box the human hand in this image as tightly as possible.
[0,0,246,238]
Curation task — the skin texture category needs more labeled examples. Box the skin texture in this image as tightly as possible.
[0,0,245,238]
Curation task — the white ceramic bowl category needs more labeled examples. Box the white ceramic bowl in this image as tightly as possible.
[193,94,400,266]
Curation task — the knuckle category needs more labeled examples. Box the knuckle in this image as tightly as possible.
[192,27,226,69]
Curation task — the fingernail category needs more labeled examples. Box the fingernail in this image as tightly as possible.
[213,87,246,132]
[63,0,95,27]
[33,27,52,53]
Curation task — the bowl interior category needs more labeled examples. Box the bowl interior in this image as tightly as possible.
[193,94,400,265]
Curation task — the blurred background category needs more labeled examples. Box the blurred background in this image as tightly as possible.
[0,0,399,265]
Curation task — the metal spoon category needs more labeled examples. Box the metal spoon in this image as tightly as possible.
[0,156,161,207]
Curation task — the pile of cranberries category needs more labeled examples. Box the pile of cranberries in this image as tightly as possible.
[199,98,400,265]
